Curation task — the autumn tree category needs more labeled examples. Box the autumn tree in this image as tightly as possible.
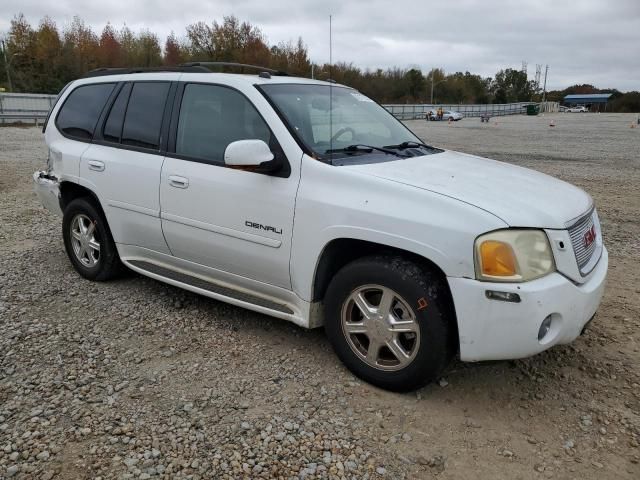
[186,21,216,59]
[98,24,121,67]
[5,13,36,91]
[61,16,99,78]
[163,32,186,66]
[271,38,310,76]
[136,30,162,67]
[491,68,536,102]
[185,16,271,68]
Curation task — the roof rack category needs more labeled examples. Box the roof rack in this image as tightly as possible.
[180,62,288,77]
[82,62,290,79]
[83,66,210,78]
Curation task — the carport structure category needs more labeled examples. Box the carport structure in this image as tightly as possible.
[563,93,612,111]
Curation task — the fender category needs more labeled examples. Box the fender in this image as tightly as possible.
[289,157,507,303]
[292,226,458,303]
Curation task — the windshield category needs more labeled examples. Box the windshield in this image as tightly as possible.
[259,83,425,161]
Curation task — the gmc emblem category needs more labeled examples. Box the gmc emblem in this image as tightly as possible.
[583,225,597,249]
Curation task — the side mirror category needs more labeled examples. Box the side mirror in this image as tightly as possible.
[224,139,276,172]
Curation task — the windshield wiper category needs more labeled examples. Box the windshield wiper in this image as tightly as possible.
[383,141,441,152]
[325,144,407,158]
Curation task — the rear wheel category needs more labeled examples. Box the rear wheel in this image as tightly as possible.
[62,197,123,281]
[324,255,456,391]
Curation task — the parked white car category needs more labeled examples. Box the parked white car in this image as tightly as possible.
[427,109,463,121]
[442,110,463,121]
[566,105,589,112]
[34,64,607,391]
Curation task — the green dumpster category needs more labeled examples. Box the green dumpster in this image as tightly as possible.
[526,104,540,116]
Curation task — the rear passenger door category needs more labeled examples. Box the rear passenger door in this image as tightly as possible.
[79,79,175,254]
[160,82,298,289]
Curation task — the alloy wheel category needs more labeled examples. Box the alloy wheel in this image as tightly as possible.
[70,213,101,268]
[341,285,420,371]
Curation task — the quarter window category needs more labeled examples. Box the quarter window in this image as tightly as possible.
[121,82,170,150]
[176,84,271,163]
[56,83,116,140]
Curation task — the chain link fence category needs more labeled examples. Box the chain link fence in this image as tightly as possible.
[0,92,560,125]
[383,102,559,120]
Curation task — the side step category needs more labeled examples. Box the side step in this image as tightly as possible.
[128,260,294,315]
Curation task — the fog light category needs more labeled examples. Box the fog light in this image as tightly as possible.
[538,315,553,341]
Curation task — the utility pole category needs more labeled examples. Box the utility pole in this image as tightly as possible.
[541,65,549,104]
[429,68,446,104]
[1,40,13,93]
[430,67,434,104]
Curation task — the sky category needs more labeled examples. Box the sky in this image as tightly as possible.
[1,0,639,91]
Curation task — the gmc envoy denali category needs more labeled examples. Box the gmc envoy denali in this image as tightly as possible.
[34,63,607,391]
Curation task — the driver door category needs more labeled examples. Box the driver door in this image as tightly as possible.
[159,83,298,289]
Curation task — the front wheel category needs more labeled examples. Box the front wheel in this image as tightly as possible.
[324,256,456,391]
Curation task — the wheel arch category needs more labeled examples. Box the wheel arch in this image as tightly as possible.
[313,238,454,300]
[310,238,459,347]
[60,181,104,215]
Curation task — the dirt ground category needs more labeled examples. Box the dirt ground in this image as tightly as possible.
[0,113,639,479]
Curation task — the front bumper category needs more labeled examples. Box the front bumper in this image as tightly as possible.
[33,171,63,217]
[448,246,608,362]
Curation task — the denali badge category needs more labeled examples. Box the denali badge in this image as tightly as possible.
[245,221,282,235]
[583,224,597,249]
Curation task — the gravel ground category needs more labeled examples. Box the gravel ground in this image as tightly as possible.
[1,113,639,479]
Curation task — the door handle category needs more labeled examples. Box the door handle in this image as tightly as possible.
[168,175,189,189]
[88,160,105,172]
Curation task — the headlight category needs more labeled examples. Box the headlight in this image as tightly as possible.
[474,229,555,282]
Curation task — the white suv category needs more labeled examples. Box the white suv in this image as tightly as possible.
[34,63,607,391]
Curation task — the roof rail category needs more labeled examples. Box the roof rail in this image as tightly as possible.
[83,66,211,78]
[180,62,288,76]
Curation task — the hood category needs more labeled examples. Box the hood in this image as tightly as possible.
[345,150,592,229]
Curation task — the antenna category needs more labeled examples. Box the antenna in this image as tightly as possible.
[329,15,333,160]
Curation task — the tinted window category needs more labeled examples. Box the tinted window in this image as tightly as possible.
[103,83,132,143]
[121,82,170,150]
[56,83,116,140]
[176,84,271,163]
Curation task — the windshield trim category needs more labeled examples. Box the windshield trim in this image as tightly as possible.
[255,83,424,165]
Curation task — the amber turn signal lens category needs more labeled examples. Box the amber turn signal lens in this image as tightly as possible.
[479,240,517,277]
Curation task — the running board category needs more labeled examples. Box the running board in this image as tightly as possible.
[128,260,294,315]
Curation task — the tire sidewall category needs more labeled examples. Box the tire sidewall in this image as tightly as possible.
[325,257,451,391]
[62,198,115,281]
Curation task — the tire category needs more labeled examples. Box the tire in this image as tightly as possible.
[62,197,123,281]
[324,255,456,391]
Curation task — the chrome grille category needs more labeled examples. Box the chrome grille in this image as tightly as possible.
[568,210,598,272]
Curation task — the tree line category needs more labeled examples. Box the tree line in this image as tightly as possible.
[1,13,638,111]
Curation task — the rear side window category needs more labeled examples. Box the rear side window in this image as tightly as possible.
[103,83,132,143]
[43,81,73,134]
[121,82,170,150]
[175,83,271,163]
[56,83,116,140]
